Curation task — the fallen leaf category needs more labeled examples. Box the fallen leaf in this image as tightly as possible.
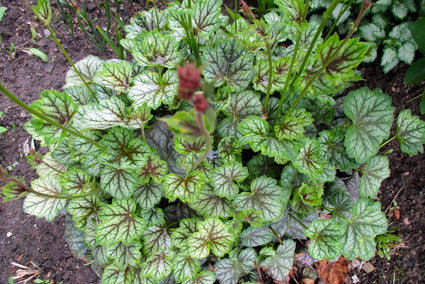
[394,207,400,220]
[318,256,349,284]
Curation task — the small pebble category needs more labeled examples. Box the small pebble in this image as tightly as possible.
[6,231,12,238]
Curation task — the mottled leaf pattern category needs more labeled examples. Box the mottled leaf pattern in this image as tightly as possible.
[23,176,67,222]
[96,199,145,245]
[188,218,234,259]
[202,39,254,90]
[344,88,395,163]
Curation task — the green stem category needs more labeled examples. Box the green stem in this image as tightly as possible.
[263,39,274,112]
[282,0,369,121]
[234,0,238,35]
[23,0,99,103]
[380,135,396,148]
[407,93,423,103]
[272,31,302,128]
[288,212,308,229]
[321,205,347,219]
[189,111,211,174]
[3,175,100,200]
[0,82,106,151]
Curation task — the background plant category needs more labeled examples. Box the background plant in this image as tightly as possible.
[1,0,425,283]
[309,0,425,72]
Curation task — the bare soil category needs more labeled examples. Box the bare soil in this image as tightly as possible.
[0,1,424,283]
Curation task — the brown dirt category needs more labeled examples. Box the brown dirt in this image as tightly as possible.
[0,1,424,284]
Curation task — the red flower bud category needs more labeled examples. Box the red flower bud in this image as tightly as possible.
[177,64,201,100]
[192,93,209,112]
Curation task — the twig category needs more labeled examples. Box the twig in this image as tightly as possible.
[385,184,405,214]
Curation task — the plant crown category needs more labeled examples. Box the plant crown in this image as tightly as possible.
[2,0,425,283]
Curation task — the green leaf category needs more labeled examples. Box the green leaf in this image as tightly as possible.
[23,177,67,222]
[359,23,385,42]
[183,271,216,284]
[173,252,201,283]
[235,176,284,222]
[318,129,358,172]
[161,110,210,142]
[286,210,318,239]
[145,121,185,176]
[73,96,139,130]
[29,90,78,144]
[133,182,164,209]
[298,183,324,207]
[215,248,256,284]
[142,250,174,281]
[409,18,425,55]
[33,153,66,177]
[398,42,416,64]
[100,166,138,199]
[395,109,425,155]
[293,138,323,178]
[212,162,248,199]
[305,219,345,260]
[171,218,201,249]
[33,0,52,25]
[96,198,145,245]
[359,155,390,198]
[133,31,179,68]
[247,155,281,179]
[94,60,133,92]
[140,208,164,226]
[126,8,168,36]
[340,198,388,260]
[381,46,399,73]
[136,155,168,183]
[51,139,74,166]
[106,241,142,271]
[101,264,124,284]
[64,55,103,88]
[100,127,151,168]
[240,226,274,247]
[191,183,233,218]
[143,224,172,255]
[323,181,354,219]
[174,136,210,155]
[217,91,263,138]
[218,136,242,162]
[25,48,49,62]
[128,70,178,109]
[239,116,299,164]
[252,57,288,93]
[275,116,305,141]
[404,58,425,84]
[64,213,88,259]
[392,2,408,19]
[67,195,103,230]
[202,38,254,91]
[343,88,395,164]
[60,169,93,195]
[191,0,222,37]
[257,240,295,281]
[187,218,234,259]
[163,172,205,203]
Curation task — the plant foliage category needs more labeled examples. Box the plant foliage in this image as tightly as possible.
[2,0,425,283]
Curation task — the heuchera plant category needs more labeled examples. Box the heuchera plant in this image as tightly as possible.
[1,0,425,283]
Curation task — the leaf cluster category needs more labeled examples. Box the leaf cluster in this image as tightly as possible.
[309,0,425,72]
[2,0,425,283]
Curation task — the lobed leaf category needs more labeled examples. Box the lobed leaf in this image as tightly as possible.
[96,198,145,245]
[343,88,395,164]
[257,240,296,281]
[23,176,67,222]
[187,218,234,259]
[396,109,425,155]
[359,155,390,198]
